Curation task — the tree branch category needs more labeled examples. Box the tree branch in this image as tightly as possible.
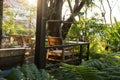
[62,0,86,39]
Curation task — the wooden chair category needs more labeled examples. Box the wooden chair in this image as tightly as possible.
[47,36,74,62]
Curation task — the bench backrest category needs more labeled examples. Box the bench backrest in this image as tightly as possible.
[9,35,33,47]
[0,48,25,70]
[48,36,63,46]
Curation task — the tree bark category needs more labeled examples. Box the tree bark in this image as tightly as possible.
[47,0,87,39]
[47,0,63,37]
[106,0,112,24]
[0,0,3,48]
[100,0,106,24]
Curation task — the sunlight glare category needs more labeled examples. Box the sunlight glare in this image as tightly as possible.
[27,0,37,6]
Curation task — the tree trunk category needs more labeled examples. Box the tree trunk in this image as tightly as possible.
[47,0,87,39]
[100,0,106,24]
[106,0,112,24]
[47,0,63,37]
[0,0,3,48]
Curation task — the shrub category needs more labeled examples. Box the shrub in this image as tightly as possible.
[1,64,55,80]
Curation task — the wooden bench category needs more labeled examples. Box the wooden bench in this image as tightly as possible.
[9,35,33,47]
[0,48,25,70]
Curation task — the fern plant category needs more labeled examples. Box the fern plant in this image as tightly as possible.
[0,78,7,80]
[82,52,120,69]
[4,64,55,80]
[49,51,120,80]
[81,59,109,70]
[50,63,106,80]
[102,66,120,80]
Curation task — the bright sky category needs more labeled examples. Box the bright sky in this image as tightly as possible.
[27,0,120,23]
[63,0,120,23]
[27,0,37,6]
[87,0,120,23]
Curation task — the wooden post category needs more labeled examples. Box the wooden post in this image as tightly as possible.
[35,0,47,69]
[0,0,3,48]
[79,45,83,64]
[86,43,90,60]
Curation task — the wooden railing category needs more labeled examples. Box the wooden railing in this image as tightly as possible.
[45,41,90,69]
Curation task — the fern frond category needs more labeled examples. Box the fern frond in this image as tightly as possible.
[62,64,106,80]
[102,66,120,80]
[81,59,108,70]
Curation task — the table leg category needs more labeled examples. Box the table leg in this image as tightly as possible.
[85,44,90,60]
[79,45,83,64]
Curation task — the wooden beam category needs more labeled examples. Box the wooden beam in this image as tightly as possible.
[34,0,47,69]
[0,0,3,48]
[47,20,73,24]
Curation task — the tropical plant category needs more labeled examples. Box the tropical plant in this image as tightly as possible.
[68,16,106,41]
[102,66,120,80]
[50,63,106,80]
[50,51,120,80]
[104,18,120,52]
[2,11,17,35]
[1,64,55,80]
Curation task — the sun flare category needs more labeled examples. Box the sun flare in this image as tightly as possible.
[27,0,37,6]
